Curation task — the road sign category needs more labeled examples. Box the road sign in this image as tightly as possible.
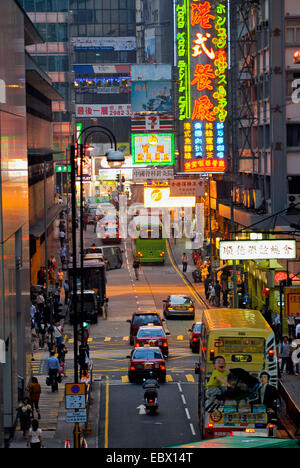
[65,383,86,410]
[66,411,87,423]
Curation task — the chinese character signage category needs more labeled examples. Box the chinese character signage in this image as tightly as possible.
[76,104,132,118]
[131,134,175,166]
[176,0,228,173]
[285,287,300,318]
[170,179,205,197]
[132,168,174,182]
[220,240,297,261]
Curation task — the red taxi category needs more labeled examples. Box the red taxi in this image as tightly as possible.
[188,322,202,353]
[127,346,166,383]
[135,326,169,357]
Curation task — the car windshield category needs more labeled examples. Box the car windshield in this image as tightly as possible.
[170,296,192,305]
[137,329,165,337]
[133,349,163,360]
[133,315,161,326]
[194,323,202,332]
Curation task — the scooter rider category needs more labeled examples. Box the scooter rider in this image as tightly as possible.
[143,372,160,401]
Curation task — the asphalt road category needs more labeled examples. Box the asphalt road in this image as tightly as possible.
[80,226,204,448]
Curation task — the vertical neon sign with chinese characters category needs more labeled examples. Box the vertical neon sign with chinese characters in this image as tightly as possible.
[177,0,228,173]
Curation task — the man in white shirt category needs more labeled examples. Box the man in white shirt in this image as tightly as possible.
[295,321,300,339]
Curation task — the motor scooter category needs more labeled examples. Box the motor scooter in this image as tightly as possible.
[143,374,160,414]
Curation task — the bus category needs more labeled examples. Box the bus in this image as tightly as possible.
[196,308,278,440]
[68,258,108,316]
[134,216,166,264]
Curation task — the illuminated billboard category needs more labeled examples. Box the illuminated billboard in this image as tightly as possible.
[220,240,297,261]
[176,0,228,173]
[144,187,195,208]
[131,133,175,166]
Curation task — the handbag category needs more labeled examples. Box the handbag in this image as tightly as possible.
[57,374,63,384]
[46,376,51,386]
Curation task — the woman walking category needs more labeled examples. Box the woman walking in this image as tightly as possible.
[28,377,42,420]
[27,419,44,448]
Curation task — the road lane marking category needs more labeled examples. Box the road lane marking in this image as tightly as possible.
[186,374,195,383]
[121,376,129,383]
[185,408,191,420]
[166,375,173,382]
[190,423,196,436]
[177,335,184,340]
[105,376,109,448]
[104,337,111,342]
[122,336,129,341]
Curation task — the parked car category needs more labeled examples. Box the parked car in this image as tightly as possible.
[127,310,165,345]
[189,322,202,353]
[163,295,195,319]
[127,346,166,383]
[135,325,169,357]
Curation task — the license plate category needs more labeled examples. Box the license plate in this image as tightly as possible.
[148,340,156,345]
[144,363,153,369]
[176,306,186,310]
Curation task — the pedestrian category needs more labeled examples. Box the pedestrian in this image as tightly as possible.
[47,351,61,392]
[59,229,65,248]
[49,255,57,270]
[35,292,45,313]
[280,336,292,375]
[31,323,38,361]
[59,220,65,232]
[272,314,281,342]
[63,279,70,305]
[215,280,221,307]
[208,283,216,305]
[60,246,66,266]
[133,257,140,280]
[294,342,300,376]
[53,321,63,354]
[93,218,97,233]
[288,316,295,338]
[182,253,188,273]
[204,276,211,300]
[27,419,44,449]
[57,268,64,288]
[37,267,46,286]
[28,377,41,420]
[17,398,33,437]
[30,301,37,321]
[38,318,48,349]
[83,213,88,231]
[58,343,68,378]
[295,320,300,339]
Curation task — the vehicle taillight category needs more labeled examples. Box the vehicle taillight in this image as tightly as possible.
[160,364,166,370]
[268,424,275,437]
[192,337,198,342]
[268,349,274,361]
[160,251,165,257]
[167,306,173,310]
[130,365,135,371]
[149,399,153,403]
[135,343,140,347]
[162,342,168,347]
[209,349,215,361]
[188,307,194,311]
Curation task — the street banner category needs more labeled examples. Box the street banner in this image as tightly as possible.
[76,104,132,118]
[220,240,297,261]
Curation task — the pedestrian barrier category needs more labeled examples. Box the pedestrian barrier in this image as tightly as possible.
[80,360,93,435]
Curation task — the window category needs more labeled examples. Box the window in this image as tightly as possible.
[24,0,34,10]
[36,0,46,11]
[287,124,300,147]
[47,0,57,11]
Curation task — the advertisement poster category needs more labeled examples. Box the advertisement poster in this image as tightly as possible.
[131,133,175,166]
[131,81,172,113]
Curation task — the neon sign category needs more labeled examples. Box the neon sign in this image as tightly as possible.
[177,0,228,173]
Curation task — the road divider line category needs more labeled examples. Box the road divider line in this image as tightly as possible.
[166,375,173,382]
[121,376,129,383]
[105,376,109,448]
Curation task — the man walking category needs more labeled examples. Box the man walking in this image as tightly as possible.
[47,351,60,392]
[133,257,140,280]
[182,253,188,273]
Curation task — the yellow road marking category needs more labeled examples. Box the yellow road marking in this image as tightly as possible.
[121,376,129,383]
[104,337,111,342]
[186,374,195,383]
[166,375,173,382]
[177,335,184,340]
[122,336,129,341]
[105,376,109,448]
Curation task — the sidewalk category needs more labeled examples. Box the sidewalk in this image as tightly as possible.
[10,217,101,449]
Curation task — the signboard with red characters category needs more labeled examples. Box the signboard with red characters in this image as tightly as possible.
[176,0,228,173]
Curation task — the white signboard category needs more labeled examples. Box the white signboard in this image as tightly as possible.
[133,167,174,182]
[66,411,87,424]
[76,104,132,118]
[0,339,5,363]
[220,240,297,260]
[72,37,136,51]
[170,179,205,197]
[144,187,195,208]
[65,394,86,410]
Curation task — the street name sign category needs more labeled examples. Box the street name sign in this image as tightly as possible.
[220,240,297,261]
[66,411,87,424]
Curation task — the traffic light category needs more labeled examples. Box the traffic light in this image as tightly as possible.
[121,174,125,183]
[79,343,88,369]
[116,174,120,182]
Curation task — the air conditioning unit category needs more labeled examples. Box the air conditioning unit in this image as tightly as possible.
[253,189,263,209]
[288,194,300,206]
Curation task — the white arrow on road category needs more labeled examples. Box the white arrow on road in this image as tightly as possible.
[137,404,146,415]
